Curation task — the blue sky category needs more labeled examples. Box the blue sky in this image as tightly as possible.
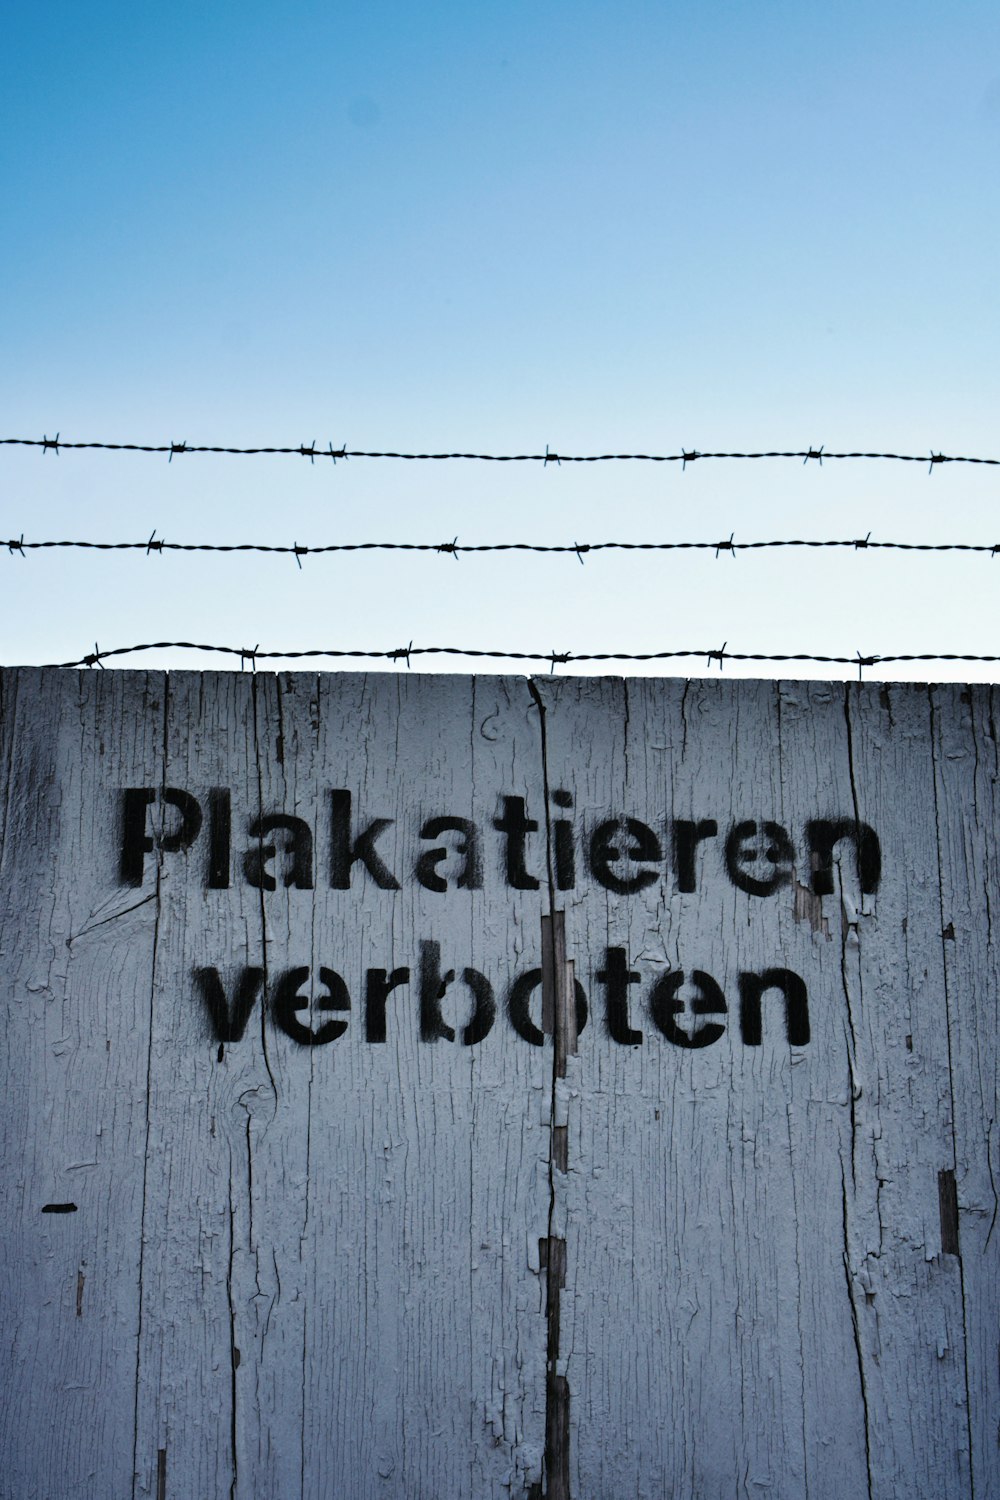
[2,1,999,677]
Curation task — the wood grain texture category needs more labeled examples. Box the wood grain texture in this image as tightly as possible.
[0,669,996,1499]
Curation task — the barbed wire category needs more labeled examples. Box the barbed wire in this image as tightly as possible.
[2,436,999,469]
[28,640,1000,678]
[5,532,1000,561]
[7,437,999,680]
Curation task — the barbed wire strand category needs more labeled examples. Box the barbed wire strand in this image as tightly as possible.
[6,534,1000,559]
[28,641,1000,679]
[3,437,999,468]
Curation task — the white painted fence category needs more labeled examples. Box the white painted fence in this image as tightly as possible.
[0,669,995,1499]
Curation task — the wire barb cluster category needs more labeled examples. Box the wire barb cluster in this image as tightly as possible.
[3,436,999,467]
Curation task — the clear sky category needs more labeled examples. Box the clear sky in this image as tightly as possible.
[2,1,999,679]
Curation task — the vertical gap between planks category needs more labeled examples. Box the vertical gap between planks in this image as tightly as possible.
[541,911,574,1500]
[532,676,576,1499]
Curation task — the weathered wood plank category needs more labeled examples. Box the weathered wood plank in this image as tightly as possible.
[534,676,978,1499]
[290,672,550,1498]
[929,684,1000,1497]
[838,683,969,1497]
[0,668,552,1499]
[534,676,851,1497]
[0,670,162,1499]
[129,670,279,1499]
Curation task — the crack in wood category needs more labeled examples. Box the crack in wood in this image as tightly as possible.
[841,1162,874,1500]
[66,890,159,946]
[131,679,168,1500]
[540,911,575,1498]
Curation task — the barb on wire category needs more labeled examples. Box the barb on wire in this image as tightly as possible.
[7,533,1000,558]
[24,641,1000,673]
[2,436,1000,467]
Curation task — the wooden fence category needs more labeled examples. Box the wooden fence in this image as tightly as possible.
[0,668,996,1498]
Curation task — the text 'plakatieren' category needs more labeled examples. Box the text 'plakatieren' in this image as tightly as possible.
[121,786,881,899]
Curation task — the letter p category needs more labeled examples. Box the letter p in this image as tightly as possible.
[121,787,203,886]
